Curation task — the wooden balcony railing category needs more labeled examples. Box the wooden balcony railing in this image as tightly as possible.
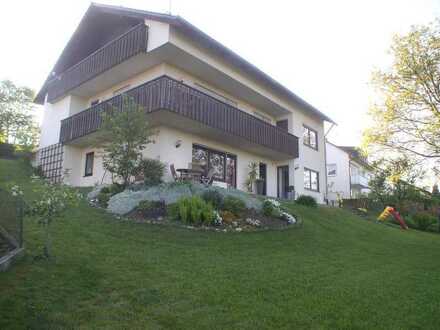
[46,23,148,102]
[59,76,299,158]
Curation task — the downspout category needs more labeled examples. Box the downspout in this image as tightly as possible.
[324,123,336,204]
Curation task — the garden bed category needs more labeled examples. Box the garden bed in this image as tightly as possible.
[127,207,302,232]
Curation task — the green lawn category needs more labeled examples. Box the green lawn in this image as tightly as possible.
[1,158,440,329]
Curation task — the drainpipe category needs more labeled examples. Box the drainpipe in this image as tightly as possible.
[324,123,336,204]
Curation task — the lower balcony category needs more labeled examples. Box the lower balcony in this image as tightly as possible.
[59,76,299,160]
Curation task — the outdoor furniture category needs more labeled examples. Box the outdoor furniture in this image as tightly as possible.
[201,168,216,186]
[170,164,181,182]
[176,168,204,182]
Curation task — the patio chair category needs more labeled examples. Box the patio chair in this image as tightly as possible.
[201,168,215,186]
[170,164,180,182]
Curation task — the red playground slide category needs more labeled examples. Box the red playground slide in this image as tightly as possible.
[389,209,409,230]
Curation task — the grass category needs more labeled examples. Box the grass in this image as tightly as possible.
[1,158,440,329]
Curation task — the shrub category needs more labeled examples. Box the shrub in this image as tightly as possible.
[97,192,112,208]
[262,199,282,217]
[167,203,179,219]
[219,210,236,224]
[175,196,214,225]
[201,190,224,209]
[222,196,246,216]
[138,158,166,186]
[0,143,15,158]
[412,212,436,231]
[137,200,166,218]
[295,195,317,208]
[101,183,124,195]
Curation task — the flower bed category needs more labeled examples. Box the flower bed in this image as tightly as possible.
[88,182,301,232]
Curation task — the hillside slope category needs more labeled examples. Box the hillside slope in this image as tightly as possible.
[1,158,440,329]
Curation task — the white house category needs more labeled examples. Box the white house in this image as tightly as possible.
[326,141,373,205]
[35,3,334,202]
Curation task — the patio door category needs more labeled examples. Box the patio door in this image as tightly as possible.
[192,144,237,188]
[277,166,289,199]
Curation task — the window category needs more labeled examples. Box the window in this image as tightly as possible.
[192,144,236,187]
[327,164,337,177]
[303,125,318,150]
[84,152,94,177]
[304,168,319,192]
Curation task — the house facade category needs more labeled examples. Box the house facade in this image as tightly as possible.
[36,3,334,202]
[326,142,373,204]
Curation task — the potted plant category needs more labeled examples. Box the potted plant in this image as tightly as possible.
[255,178,265,195]
[245,162,259,193]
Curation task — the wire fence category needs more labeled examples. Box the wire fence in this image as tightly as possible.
[0,188,24,249]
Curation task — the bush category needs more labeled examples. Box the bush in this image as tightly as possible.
[137,200,166,218]
[412,212,436,231]
[262,199,282,217]
[0,143,15,158]
[222,196,246,216]
[97,192,112,207]
[174,196,214,225]
[101,183,124,195]
[295,195,317,208]
[138,158,166,186]
[201,190,224,209]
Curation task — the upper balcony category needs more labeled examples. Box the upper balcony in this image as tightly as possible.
[59,76,299,160]
[46,24,148,103]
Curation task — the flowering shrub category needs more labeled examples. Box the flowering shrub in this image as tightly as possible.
[10,185,23,197]
[213,211,223,226]
[246,218,261,227]
[263,199,297,225]
[280,211,297,224]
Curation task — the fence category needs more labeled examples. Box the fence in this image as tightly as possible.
[341,198,383,212]
[0,188,24,249]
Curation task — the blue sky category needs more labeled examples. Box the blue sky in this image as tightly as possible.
[0,0,439,146]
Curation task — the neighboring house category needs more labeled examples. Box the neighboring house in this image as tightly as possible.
[326,142,373,204]
[35,3,334,202]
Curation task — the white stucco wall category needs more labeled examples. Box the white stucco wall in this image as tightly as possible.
[39,94,88,148]
[64,126,282,197]
[326,142,351,203]
[290,112,326,203]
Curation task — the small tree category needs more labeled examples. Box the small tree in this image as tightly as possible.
[100,95,156,187]
[12,178,82,259]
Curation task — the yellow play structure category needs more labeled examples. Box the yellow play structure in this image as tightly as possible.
[377,206,408,230]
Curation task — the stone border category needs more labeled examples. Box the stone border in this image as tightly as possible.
[0,247,24,272]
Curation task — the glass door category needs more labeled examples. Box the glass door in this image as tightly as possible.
[277,166,289,199]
